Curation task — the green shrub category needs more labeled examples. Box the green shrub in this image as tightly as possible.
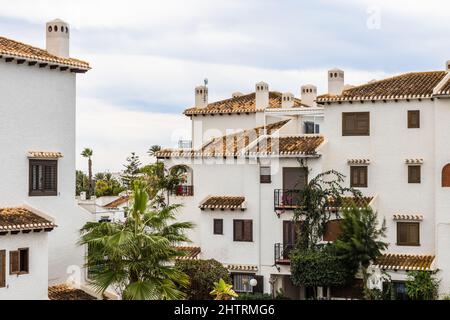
[175,259,231,300]
[406,270,439,300]
[236,292,273,300]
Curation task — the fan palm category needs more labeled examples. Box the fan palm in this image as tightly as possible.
[81,148,94,197]
[148,145,161,157]
[79,181,194,300]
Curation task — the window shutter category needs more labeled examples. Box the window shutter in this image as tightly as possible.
[253,275,264,293]
[234,220,243,241]
[213,219,223,235]
[243,220,253,241]
[408,110,420,128]
[9,251,19,274]
[0,250,5,288]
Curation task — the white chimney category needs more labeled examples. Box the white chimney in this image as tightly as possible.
[232,92,244,98]
[446,60,450,71]
[301,84,317,107]
[328,68,345,95]
[255,81,269,109]
[195,85,208,108]
[46,19,70,57]
[281,92,295,108]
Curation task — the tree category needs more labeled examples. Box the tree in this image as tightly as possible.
[148,145,161,157]
[76,170,89,196]
[175,259,230,300]
[79,181,194,300]
[81,148,94,197]
[94,172,125,197]
[121,152,142,190]
[406,270,439,300]
[210,279,238,300]
[334,206,388,298]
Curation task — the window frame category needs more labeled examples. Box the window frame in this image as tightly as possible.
[260,166,271,183]
[0,250,5,288]
[231,273,255,293]
[213,219,223,235]
[29,159,58,196]
[342,112,370,136]
[397,222,420,246]
[233,219,253,242]
[407,110,420,129]
[9,248,29,275]
[408,165,421,184]
[350,166,368,188]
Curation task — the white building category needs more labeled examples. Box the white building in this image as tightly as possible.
[78,194,130,222]
[157,61,450,299]
[0,19,91,299]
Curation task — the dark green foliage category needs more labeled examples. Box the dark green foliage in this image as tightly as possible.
[94,172,125,197]
[236,293,273,300]
[290,245,354,288]
[175,259,230,300]
[121,152,142,189]
[406,270,439,300]
[76,170,89,196]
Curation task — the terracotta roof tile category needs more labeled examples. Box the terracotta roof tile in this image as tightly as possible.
[199,196,246,210]
[48,285,96,300]
[0,207,55,233]
[374,253,435,271]
[225,264,258,272]
[185,92,305,115]
[317,71,447,102]
[27,151,63,159]
[393,214,423,221]
[246,135,324,156]
[175,246,201,260]
[104,196,130,209]
[0,36,89,70]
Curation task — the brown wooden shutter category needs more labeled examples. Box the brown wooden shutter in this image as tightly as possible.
[9,251,19,274]
[443,164,450,187]
[323,220,343,242]
[408,165,421,183]
[0,250,5,288]
[343,112,370,136]
[234,220,243,241]
[253,275,264,293]
[213,219,223,235]
[243,220,253,242]
[408,110,420,128]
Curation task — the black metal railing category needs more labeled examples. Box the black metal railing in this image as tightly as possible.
[172,185,194,196]
[274,243,295,264]
[274,189,302,210]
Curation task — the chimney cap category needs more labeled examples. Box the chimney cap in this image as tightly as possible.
[329,67,344,72]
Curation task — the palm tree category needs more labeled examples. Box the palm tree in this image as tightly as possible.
[148,145,161,157]
[81,148,94,197]
[210,279,238,300]
[334,206,388,298]
[79,181,194,300]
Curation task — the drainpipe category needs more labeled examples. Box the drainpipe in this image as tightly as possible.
[257,158,262,282]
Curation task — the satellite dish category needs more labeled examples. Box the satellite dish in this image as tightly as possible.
[204,78,208,86]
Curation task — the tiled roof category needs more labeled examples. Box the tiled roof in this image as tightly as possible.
[199,196,246,210]
[317,71,447,102]
[438,77,450,95]
[246,135,324,157]
[175,246,201,260]
[225,264,258,272]
[48,285,96,300]
[393,214,423,221]
[0,36,89,70]
[0,207,55,233]
[405,159,424,164]
[155,120,290,158]
[327,196,374,210]
[104,196,130,209]
[347,159,370,165]
[184,92,305,115]
[374,253,435,271]
[27,151,63,159]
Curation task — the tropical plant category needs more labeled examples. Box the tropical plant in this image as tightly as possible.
[81,148,94,197]
[175,259,230,300]
[334,206,388,298]
[148,145,161,157]
[210,278,238,300]
[76,170,89,196]
[121,152,142,190]
[94,172,125,197]
[79,181,194,300]
[406,270,439,300]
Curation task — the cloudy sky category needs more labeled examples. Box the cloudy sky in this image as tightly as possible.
[1,0,449,172]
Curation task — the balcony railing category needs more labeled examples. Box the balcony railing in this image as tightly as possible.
[274,243,295,265]
[171,185,194,196]
[274,189,302,210]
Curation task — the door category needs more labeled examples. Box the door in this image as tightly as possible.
[282,167,308,207]
[283,221,299,258]
[0,250,5,288]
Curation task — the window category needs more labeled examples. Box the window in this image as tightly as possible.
[260,166,271,183]
[408,165,421,183]
[397,222,420,246]
[304,121,320,134]
[350,166,368,188]
[323,220,343,242]
[10,248,29,275]
[213,219,223,235]
[342,112,370,136]
[233,220,253,242]
[29,160,57,196]
[442,164,450,187]
[231,273,254,293]
[408,110,420,128]
[0,250,5,288]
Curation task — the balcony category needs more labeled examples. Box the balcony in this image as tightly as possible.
[274,243,294,265]
[274,189,302,210]
[172,185,194,197]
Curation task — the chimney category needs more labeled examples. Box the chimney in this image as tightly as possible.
[195,85,208,108]
[255,81,269,109]
[446,60,450,71]
[301,84,317,107]
[232,92,244,98]
[328,68,345,95]
[46,19,70,57]
[281,92,295,108]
